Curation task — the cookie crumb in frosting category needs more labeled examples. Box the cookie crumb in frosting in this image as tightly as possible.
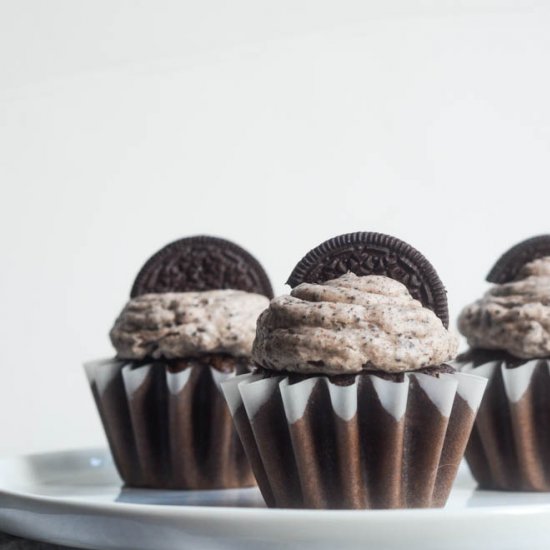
[111,289,269,360]
[252,272,458,375]
[459,256,550,358]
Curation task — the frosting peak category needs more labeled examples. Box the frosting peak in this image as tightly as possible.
[110,290,269,360]
[458,256,550,359]
[252,272,458,375]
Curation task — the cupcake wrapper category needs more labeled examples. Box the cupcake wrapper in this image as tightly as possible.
[85,358,255,490]
[222,370,486,509]
[460,358,550,491]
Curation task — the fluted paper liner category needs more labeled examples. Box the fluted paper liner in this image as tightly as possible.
[85,358,255,489]
[460,358,550,491]
[222,370,486,509]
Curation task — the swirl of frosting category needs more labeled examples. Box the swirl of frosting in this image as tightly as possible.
[458,256,550,359]
[252,273,458,375]
[110,290,269,360]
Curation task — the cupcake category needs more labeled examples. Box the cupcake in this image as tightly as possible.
[222,232,487,509]
[457,235,550,491]
[85,236,272,489]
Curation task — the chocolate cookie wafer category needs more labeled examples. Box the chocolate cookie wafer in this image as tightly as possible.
[131,235,273,298]
[486,234,550,283]
[287,232,449,327]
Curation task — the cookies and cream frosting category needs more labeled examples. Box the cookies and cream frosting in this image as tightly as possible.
[252,272,458,375]
[458,256,550,359]
[110,290,269,360]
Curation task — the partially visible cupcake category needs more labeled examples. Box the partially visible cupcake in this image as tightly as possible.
[457,235,550,491]
[222,232,487,509]
[85,236,272,489]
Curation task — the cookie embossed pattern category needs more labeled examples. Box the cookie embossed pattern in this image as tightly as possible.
[132,235,274,298]
[223,232,488,509]
[287,232,449,327]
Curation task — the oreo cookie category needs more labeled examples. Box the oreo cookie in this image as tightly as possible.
[286,232,449,327]
[486,234,550,284]
[131,236,273,298]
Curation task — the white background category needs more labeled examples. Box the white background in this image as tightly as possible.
[1,0,550,456]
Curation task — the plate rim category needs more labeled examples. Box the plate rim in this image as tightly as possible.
[1,447,550,521]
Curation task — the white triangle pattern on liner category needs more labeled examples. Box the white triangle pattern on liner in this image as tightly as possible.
[501,359,539,403]
[370,375,410,421]
[221,373,262,416]
[280,377,319,424]
[210,367,236,391]
[84,358,126,396]
[455,361,473,374]
[240,376,282,419]
[325,378,358,421]
[83,357,118,377]
[165,367,193,395]
[122,364,153,397]
[226,371,487,424]
[442,372,487,412]
[414,373,458,417]
[473,360,500,380]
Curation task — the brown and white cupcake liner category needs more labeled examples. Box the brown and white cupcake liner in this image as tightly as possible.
[84,358,255,490]
[459,357,550,491]
[222,369,486,509]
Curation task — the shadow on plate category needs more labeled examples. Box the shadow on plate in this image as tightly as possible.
[116,486,266,507]
[467,486,550,508]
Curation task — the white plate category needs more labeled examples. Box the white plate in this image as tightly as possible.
[0,449,550,550]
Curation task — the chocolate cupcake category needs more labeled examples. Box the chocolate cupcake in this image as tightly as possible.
[222,232,487,508]
[85,236,272,489]
[457,235,550,491]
